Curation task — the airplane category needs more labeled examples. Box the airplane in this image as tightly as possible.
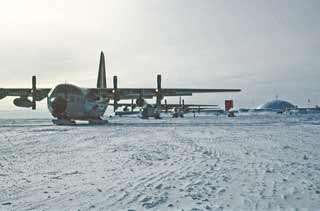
[165,97,219,118]
[113,97,219,119]
[0,51,241,125]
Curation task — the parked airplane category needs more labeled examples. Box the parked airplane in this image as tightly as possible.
[113,97,218,119]
[0,51,241,125]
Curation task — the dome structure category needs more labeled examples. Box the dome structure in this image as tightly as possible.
[256,100,296,111]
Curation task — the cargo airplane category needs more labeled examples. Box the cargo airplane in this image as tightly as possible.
[113,97,219,119]
[0,51,241,125]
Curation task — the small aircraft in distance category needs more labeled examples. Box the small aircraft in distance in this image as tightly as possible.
[0,51,241,125]
[113,97,219,119]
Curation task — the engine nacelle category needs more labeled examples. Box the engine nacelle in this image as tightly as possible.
[13,98,33,108]
[33,90,47,101]
[136,98,145,107]
[0,89,6,100]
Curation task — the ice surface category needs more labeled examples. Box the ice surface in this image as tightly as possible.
[0,114,320,210]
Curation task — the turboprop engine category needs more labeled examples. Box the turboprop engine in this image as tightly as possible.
[140,103,161,119]
[13,98,33,108]
[136,97,145,107]
[0,92,6,100]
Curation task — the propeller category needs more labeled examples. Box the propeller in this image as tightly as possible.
[156,74,162,105]
[136,94,145,107]
[113,75,119,112]
[182,99,185,111]
[164,99,168,113]
[31,76,37,110]
[131,99,134,112]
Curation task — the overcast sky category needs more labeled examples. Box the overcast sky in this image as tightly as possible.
[0,0,319,112]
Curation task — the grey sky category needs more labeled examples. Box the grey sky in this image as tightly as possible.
[0,0,319,111]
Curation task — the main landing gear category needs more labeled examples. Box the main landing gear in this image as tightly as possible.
[88,119,108,125]
[52,118,76,126]
[52,118,108,125]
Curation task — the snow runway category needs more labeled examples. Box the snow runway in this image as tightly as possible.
[0,115,320,210]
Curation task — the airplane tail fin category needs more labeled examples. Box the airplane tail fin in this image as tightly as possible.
[97,51,107,88]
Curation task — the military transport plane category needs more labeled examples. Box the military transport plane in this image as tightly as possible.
[113,98,219,119]
[0,51,241,125]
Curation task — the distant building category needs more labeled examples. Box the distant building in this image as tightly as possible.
[256,100,296,112]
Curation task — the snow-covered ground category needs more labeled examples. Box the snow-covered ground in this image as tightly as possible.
[0,114,320,211]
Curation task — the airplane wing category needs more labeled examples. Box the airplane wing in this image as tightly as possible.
[0,88,51,109]
[0,88,51,100]
[1,74,240,110]
[162,103,218,107]
[90,88,241,100]
[110,102,219,108]
[159,88,241,96]
[0,76,51,109]
[0,87,240,102]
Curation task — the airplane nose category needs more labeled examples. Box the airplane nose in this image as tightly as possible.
[52,96,67,116]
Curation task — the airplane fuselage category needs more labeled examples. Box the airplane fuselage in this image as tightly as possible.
[47,84,109,121]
